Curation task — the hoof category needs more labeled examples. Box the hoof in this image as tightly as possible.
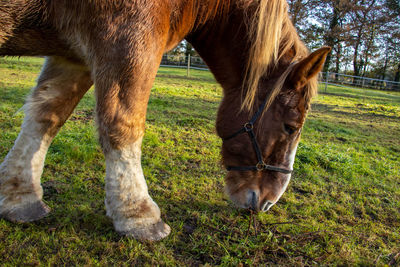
[120,220,171,241]
[0,201,51,223]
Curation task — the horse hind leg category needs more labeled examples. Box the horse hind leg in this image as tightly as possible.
[0,57,92,222]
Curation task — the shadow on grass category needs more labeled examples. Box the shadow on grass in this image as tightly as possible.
[0,57,44,71]
[312,102,399,121]
[148,94,219,111]
[0,85,30,106]
[319,90,400,104]
[147,94,220,129]
[37,185,235,240]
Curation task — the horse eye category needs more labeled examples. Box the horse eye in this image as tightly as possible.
[284,124,296,135]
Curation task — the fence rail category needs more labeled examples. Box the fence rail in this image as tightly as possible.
[161,54,400,91]
[160,54,208,70]
[322,72,400,91]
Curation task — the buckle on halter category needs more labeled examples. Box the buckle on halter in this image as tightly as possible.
[256,162,266,171]
[244,123,253,131]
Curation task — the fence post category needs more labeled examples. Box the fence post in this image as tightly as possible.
[325,71,329,93]
[187,54,191,77]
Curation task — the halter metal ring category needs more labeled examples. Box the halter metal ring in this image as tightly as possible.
[244,123,253,131]
[256,162,266,171]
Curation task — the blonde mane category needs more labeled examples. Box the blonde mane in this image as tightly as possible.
[184,0,319,114]
[242,0,318,113]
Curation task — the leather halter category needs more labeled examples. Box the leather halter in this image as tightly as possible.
[222,96,293,174]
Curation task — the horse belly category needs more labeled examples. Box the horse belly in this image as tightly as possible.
[0,27,78,59]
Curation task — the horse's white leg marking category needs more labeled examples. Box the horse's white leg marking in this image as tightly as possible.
[0,57,91,222]
[104,138,170,240]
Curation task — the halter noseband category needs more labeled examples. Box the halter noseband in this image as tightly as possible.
[222,96,293,175]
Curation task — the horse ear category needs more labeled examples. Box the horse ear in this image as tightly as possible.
[289,47,331,90]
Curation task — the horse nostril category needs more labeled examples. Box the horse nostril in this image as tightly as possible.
[261,200,274,212]
[249,190,259,211]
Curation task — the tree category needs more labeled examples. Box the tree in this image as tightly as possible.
[345,0,388,77]
[299,0,352,72]
[169,40,198,59]
[297,0,399,84]
[384,0,400,82]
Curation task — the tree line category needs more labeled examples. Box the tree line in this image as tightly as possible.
[289,0,399,81]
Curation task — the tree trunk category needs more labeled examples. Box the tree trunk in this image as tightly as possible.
[335,42,341,81]
[323,0,341,73]
[382,51,388,80]
[395,63,400,82]
[353,26,363,77]
[351,0,376,77]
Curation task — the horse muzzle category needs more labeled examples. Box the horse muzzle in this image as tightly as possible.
[246,189,275,212]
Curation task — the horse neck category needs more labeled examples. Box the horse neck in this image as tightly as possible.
[187,0,307,114]
[187,15,259,139]
[187,7,250,98]
[187,1,291,100]
[187,14,300,138]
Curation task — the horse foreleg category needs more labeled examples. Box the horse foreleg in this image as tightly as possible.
[0,57,92,222]
[94,57,170,241]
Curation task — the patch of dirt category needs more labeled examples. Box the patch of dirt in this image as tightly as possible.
[42,180,66,200]
[70,110,94,122]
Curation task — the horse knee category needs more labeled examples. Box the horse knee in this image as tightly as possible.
[97,108,146,151]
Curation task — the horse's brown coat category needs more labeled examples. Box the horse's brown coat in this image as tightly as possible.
[0,0,330,240]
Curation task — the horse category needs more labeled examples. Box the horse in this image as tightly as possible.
[0,0,330,241]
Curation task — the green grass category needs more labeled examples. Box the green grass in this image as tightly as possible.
[0,57,399,266]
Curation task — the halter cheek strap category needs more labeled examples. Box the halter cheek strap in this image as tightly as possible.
[222,97,293,175]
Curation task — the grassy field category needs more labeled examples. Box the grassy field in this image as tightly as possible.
[0,57,399,266]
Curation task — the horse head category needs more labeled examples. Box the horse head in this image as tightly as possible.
[218,47,331,211]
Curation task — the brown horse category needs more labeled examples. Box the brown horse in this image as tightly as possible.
[0,0,330,241]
